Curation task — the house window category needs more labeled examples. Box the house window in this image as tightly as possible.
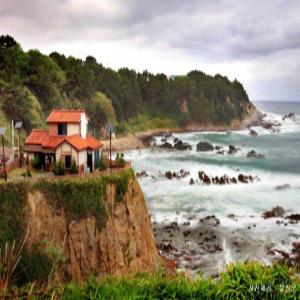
[65,155,71,169]
[58,123,67,136]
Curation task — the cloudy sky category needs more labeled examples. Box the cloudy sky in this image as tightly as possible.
[1,0,300,101]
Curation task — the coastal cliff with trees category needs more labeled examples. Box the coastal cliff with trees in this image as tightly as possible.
[0,34,257,143]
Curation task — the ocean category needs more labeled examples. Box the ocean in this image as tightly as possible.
[125,101,300,276]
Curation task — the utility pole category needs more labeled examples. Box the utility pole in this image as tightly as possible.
[109,130,112,169]
[15,122,23,168]
[0,127,7,182]
[11,120,14,159]
[107,123,114,169]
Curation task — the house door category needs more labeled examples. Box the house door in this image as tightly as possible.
[87,151,93,172]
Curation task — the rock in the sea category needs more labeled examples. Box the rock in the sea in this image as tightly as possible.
[196,141,214,152]
[247,150,265,159]
[165,171,173,180]
[173,139,192,151]
[219,176,226,185]
[216,150,225,155]
[274,184,291,191]
[249,129,258,136]
[238,174,248,183]
[263,206,285,218]
[228,145,238,154]
[203,175,211,184]
[286,214,300,222]
[282,112,296,121]
[159,142,173,149]
[215,145,223,150]
[136,171,149,178]
[199,215,220,227]
[189,178,195,185]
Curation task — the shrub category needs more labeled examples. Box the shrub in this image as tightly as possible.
[52,160,65,176]
[116,153,126,168]
[69,159,78,174]
[31,156,41,170]
[97,156,107,171]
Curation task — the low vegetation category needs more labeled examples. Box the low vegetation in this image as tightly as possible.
[1,261,299,299]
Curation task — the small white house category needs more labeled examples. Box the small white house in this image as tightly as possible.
[25,109,102,172]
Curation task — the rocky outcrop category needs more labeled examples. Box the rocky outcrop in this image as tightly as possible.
[247,150,265,159]
[26,179,160,280]
[196,141,214,152]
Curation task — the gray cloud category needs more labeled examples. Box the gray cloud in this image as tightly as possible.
[0,0,299,100]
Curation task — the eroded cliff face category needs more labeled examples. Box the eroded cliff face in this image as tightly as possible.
[26,178,160,280]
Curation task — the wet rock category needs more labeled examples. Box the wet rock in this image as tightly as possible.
[219,176,226,185]
[159,142,173,149]
[165,171,173,180]
[174,139,192,151]
[196,141,214,152]
[159,241,174,252]
[247,150,265,159]
[230,177,237,184]
[183,221,190,226]
[238,174,249,183]
[215,145,223,150]
[263,206,285,218]
[216,150,225,155]
[203,175,211,184]
[189,178,195,185]
[249,129,258,136]
[228,145,239,154]
[199,215,220,227]
[228,214,236,219]
[282,112,296,121]
[198,171,205,180]
[183,230,191,237]
[274,184,291,191]
[136,171,149,178]
[286,214,300,222]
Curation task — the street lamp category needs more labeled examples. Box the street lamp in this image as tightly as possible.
[106,123,115,169]
[14,121,23,167]
[0,127,7,181]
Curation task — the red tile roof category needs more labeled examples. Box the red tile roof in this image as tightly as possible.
[26,130,102,151]
[86,135,103,149]
[46,109,89,123]
[42,135,65,149]
[25,129,48,145]
[66,134,103,151]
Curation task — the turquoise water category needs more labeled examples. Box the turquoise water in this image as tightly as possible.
[125,101,300,273]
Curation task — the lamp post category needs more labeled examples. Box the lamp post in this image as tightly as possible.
[14,121,23,167]
[0,127,7,181]
[106,123,115,169]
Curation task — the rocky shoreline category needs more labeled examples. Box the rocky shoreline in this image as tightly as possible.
[152,207,300,278]
[102,107,264,152]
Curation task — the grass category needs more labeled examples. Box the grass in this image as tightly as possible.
[3,261,299,299]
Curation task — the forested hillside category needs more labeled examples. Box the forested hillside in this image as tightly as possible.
[0,34,254,140]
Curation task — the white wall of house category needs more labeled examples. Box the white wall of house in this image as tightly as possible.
[56,142,78,165]
[80,113,88,139]
[78,150,87,166]
[67,124,80,136]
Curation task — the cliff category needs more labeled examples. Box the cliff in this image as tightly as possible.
[0,170,160,282]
